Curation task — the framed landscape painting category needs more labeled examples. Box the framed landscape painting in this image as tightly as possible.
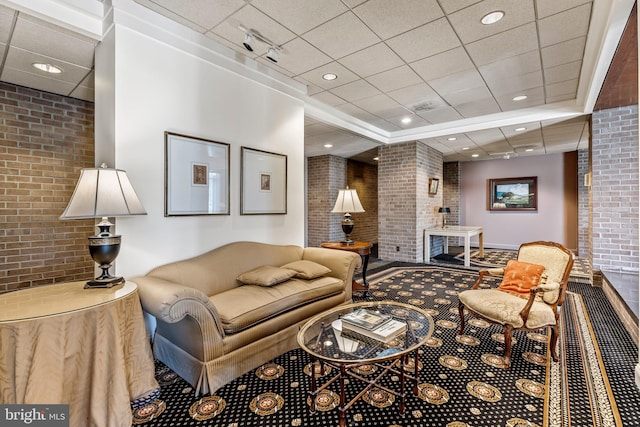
[488,177,537,211]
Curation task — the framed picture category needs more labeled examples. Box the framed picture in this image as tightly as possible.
[488,177,537,211]
[241,147,287,214]
[165,132,230,216]
[428,178,439,195]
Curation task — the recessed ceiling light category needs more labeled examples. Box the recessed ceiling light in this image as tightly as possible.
[373,157,379,161]
[525,148,534,152]
[462,147,470,150]
[515,127,527,132]
[481,11,504,25]
[322,73,337,81]
[323,144,333,148]
[471,154,479,158]
[513,95,528,101]
[447,137,457,141]
[401,117,412,124]
[32,63,63,74]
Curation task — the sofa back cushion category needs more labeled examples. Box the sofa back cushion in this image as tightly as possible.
[146,241,303,296]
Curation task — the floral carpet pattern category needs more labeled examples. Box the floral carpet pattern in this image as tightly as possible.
[133,265,632,427]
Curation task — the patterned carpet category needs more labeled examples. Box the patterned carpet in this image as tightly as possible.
[132,265,638,426]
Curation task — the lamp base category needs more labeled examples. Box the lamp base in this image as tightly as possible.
[85,276,125,289]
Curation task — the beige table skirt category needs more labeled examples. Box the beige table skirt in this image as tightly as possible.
[0,283,159,427]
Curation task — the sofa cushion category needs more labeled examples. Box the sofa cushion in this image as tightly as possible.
[211,276,344,334]
[281,260,331,280]
[236,265,296,287]
[498,260,545,297]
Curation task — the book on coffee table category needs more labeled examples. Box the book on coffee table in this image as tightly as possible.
[341,318,407,343]
[341,308,391,330]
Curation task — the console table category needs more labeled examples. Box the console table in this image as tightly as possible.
[0,281,159,427]
[424,226,484,267]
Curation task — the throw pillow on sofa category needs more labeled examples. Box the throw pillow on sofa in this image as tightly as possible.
[281,260,331,280]
[237,265,296,286]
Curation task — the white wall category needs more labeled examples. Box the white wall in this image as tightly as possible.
[96,4,306,278]
[460,154,567,250]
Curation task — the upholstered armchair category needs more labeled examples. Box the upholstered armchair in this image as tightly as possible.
[457,241,574,367]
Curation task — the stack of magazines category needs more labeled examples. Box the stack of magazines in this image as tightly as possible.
[340,308,407,344]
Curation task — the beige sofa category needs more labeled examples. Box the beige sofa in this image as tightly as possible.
[133,241,361,395]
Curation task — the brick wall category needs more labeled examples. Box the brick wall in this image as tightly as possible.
[378,141,442,262]
[0,82,95,291]
[307,155,347,247]
[591,105,639,273]
[347,159,378,244]
[577,148,591,258]
[443,161,461,246]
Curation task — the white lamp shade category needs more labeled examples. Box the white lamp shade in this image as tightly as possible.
[331,188,365,214]
[60,167,146,219]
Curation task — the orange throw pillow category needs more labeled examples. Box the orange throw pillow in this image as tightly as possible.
[498,260,545,297]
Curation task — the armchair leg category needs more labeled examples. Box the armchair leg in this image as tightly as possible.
[503,324,513,368]
[457,302,466,335]
[549,324,559,362]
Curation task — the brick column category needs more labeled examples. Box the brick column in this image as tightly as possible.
[307,155,347,247]
[378,141,443,262]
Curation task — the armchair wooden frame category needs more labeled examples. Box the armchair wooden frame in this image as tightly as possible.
[457,241,574,367]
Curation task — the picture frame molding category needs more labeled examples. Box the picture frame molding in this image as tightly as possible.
[487,176,538,211]
[241,146,287,215]
[428,178,439,195]
[164,131,230,216]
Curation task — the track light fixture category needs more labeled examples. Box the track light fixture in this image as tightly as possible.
[240,25,282,63]
[243,32,255,52]
[266,46,279,63]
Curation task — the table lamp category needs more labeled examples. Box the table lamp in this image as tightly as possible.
[60,163,146,288]
[438,207,450,228]
[331,187,365,245]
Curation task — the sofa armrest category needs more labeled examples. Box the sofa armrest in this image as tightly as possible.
[302,247,361,299]
[134,276,225,338]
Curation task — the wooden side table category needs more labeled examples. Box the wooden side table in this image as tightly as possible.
[321,241,372,294]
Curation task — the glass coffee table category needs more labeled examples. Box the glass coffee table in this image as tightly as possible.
[297,301,434,427]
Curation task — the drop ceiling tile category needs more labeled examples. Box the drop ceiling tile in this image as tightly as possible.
[5,47,91,84]
[439,0,484,14]
[302,12,380,59]
[388,83,444,108]
[466,22,539,67]
[386,18,460,63]
[353,0,444,40]
[386,114,429,128]
[448,0,535,44]
[310,90,348,106]
[352,93,408,118]
[546,93,576,103]
[454,97,501,117]
[338,43,404,77]
[299,61,360,89]
[428,69,486,96]
[342,0,368,7]
[478,50,541,82]
[544,60,582,84]
[135,0,207,32]
[210,5,296,56]
[2,66,79,97]
[140,0,246,30]
[486,70,543,96]
[536,0,593,19]
[538,4,591,48]
[11,15,97,68]
[410,47,475,82]
[250,0,347,34]
[545,78,578,97]
[495,86,545,111]
[277,37,332,75]
[541,37,586,68]
[416,106,463,124]
[482,141,515,154]
[304,122,337,136]
[334,103,383,122]
[330,79,382,102]
[0,7,13,43]
[441,84,492,107]
[366,65,423,92]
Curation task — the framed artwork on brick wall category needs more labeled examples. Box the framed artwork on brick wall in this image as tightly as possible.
[165,132,230,216]
[428,178,439,195]
[487,176,537,211]
[241,147,287,214]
